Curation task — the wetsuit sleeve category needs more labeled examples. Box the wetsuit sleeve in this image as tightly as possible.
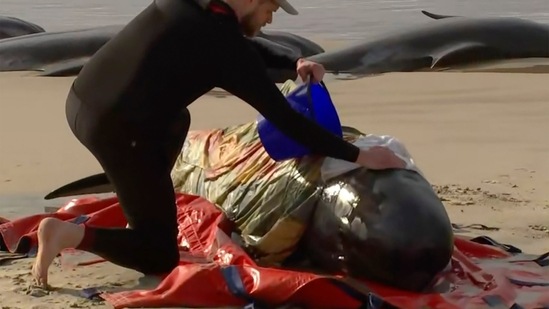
[245,37,301,69]
[215,38,361,163]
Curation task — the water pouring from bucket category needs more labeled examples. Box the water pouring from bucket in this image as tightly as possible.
[257,79,343,161]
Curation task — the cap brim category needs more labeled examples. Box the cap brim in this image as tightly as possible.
[277,0,299,15]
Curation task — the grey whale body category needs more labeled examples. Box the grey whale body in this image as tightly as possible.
[257,30,324,57]
[0,25,120,75]
[0,23,324,82]
[0,16,45,39]
[2,11,548,80]
[308,13,549,76]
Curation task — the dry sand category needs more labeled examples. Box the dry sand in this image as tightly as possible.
[1,60,549,308]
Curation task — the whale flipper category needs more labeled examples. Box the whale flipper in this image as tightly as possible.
[38,57,89,77]
[421,10,461,20]
[44,173,114,200]
[429,42,492,68]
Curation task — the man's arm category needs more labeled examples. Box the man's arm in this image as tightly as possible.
[245,36,302,70]
[216,35,360,163]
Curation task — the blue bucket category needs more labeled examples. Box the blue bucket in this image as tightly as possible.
[257,80,343,161]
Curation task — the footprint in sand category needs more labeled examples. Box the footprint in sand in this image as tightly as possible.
[529,225,549,235]
[25,285,51,297]
[482,180,501,184]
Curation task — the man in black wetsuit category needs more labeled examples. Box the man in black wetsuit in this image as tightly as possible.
[31,0,405,287]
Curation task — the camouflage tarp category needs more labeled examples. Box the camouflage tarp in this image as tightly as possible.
[171,80,365,266]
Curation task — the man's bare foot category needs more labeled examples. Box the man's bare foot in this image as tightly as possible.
[31,217,85,288]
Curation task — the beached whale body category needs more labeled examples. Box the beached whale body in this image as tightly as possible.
[0,25,119,76]
[303,168,453,291]
[43,122,454,292]
[44,136,454,292]
[308,14,549,76]
[255,30,325,82]
[0,16,45,40]
[3,12,548,79]
[257,30,325,57]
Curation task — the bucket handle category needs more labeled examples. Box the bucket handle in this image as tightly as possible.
[305,74,330,118]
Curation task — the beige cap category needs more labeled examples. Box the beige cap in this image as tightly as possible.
[277,0,299,15]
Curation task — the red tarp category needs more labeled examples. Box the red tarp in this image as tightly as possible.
[1,194,548,309]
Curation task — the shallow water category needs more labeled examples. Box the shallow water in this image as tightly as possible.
[2,0,548,40]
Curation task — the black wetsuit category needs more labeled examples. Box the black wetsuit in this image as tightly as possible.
[67,0,361,275]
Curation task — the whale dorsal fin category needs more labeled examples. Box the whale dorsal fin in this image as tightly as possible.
[430,42,492,68]
[421,10,462,20]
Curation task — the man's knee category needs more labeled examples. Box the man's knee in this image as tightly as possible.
[171,108,191,135]
[134,226,180,274]
[139,241,180,275]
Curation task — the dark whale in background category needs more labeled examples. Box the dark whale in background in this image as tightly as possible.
[307,13,549,77]
[255,30,325,81]
[255,37,299,82]
[0,25,120,76]
[0,16,45,39]
[0,22,323,82]
[3,12,549,80]
[257,30,325,57]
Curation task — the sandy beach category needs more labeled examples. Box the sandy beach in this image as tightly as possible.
[1,56,549,308]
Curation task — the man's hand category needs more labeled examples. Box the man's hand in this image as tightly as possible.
[296,58,326,82]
